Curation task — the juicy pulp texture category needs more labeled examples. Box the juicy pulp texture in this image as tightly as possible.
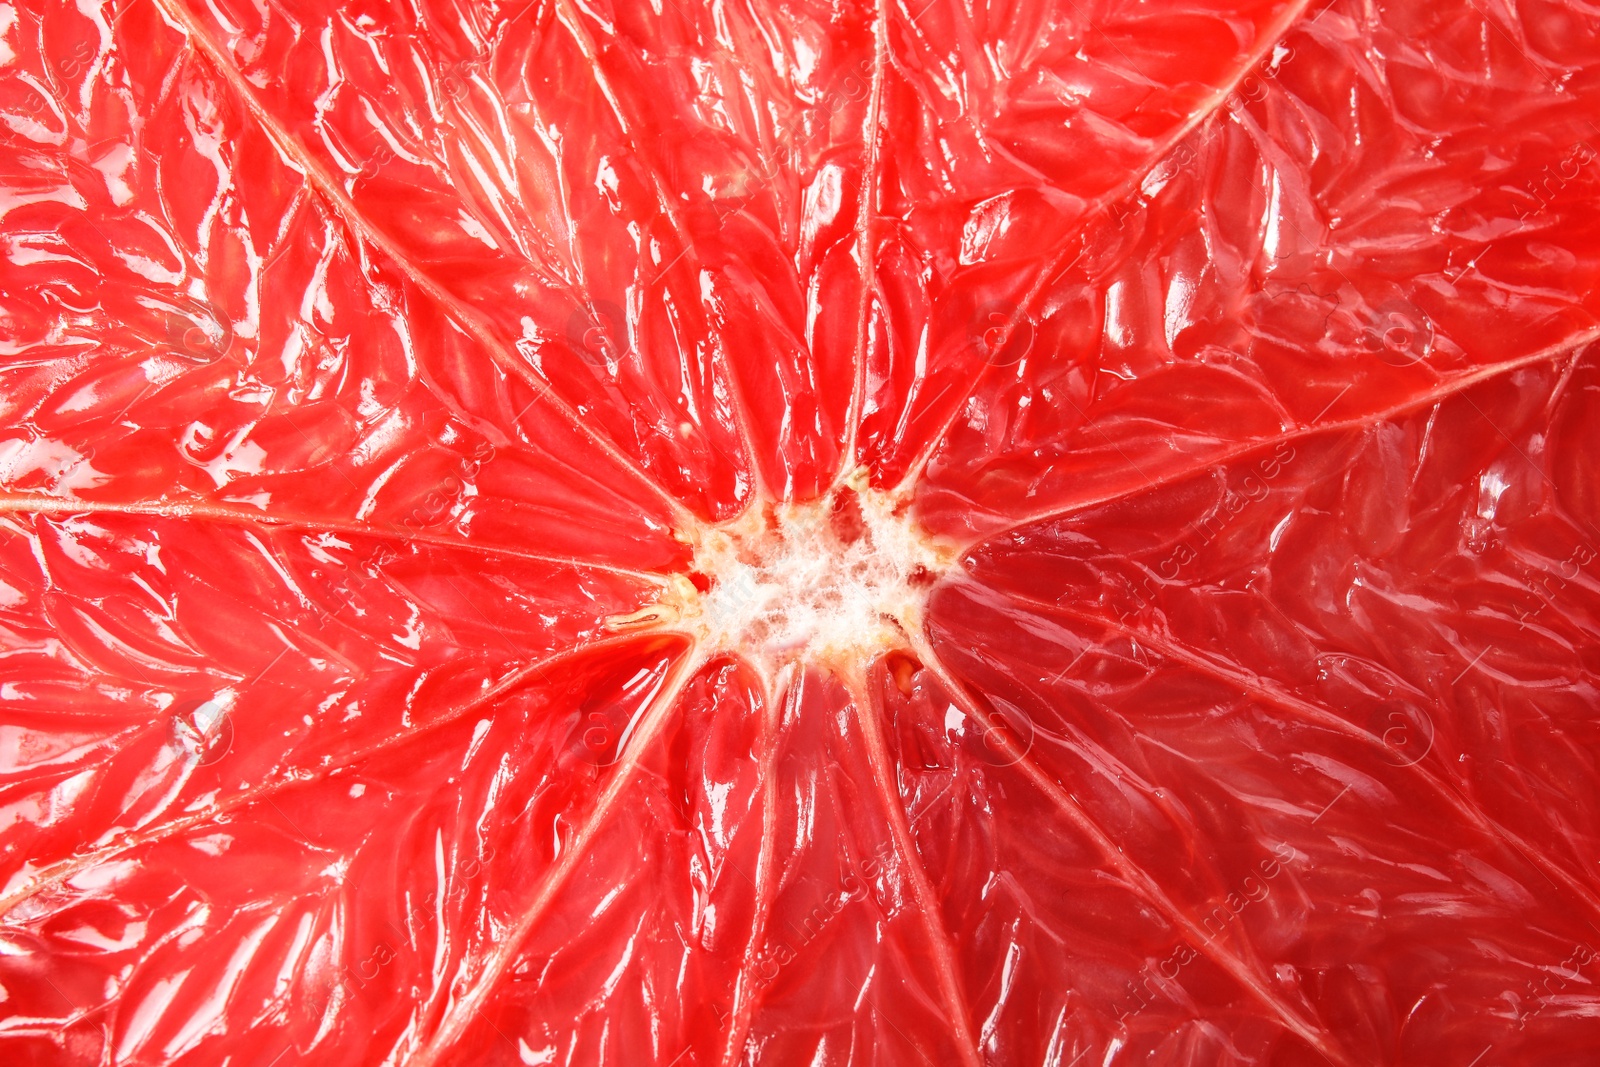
[3,0,1600,1065]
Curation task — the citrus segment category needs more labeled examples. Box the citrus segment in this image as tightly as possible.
[917,0,1600,542]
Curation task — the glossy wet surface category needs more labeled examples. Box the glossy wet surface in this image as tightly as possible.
[3,0,1600,1063]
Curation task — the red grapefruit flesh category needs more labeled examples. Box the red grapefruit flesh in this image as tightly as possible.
[3,0,1600,1064]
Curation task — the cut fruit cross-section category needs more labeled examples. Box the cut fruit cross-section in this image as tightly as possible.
[3,0,1600,1064]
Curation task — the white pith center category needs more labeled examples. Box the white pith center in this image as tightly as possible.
[672,488,952,669]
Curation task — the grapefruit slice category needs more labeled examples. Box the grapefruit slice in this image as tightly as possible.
[3,0,1600,1063]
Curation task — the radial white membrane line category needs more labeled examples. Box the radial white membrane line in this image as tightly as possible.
[891,0,1320,496]
[1002,586,1600,936]
[938,592,1245,909]
[554,0,771,504]
[0,635,649,919]
[402,648,706,1067]
[848,672,984,1067]
[8,657,546,899]
[830,0,891,492]
[718,673,788,1067]
[146,0,700,534]
[0,494,671,586]
[955,327,1600,557]
[904,629,1356,1067]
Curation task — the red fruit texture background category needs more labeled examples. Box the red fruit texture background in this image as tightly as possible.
[2,0,1600,1064]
